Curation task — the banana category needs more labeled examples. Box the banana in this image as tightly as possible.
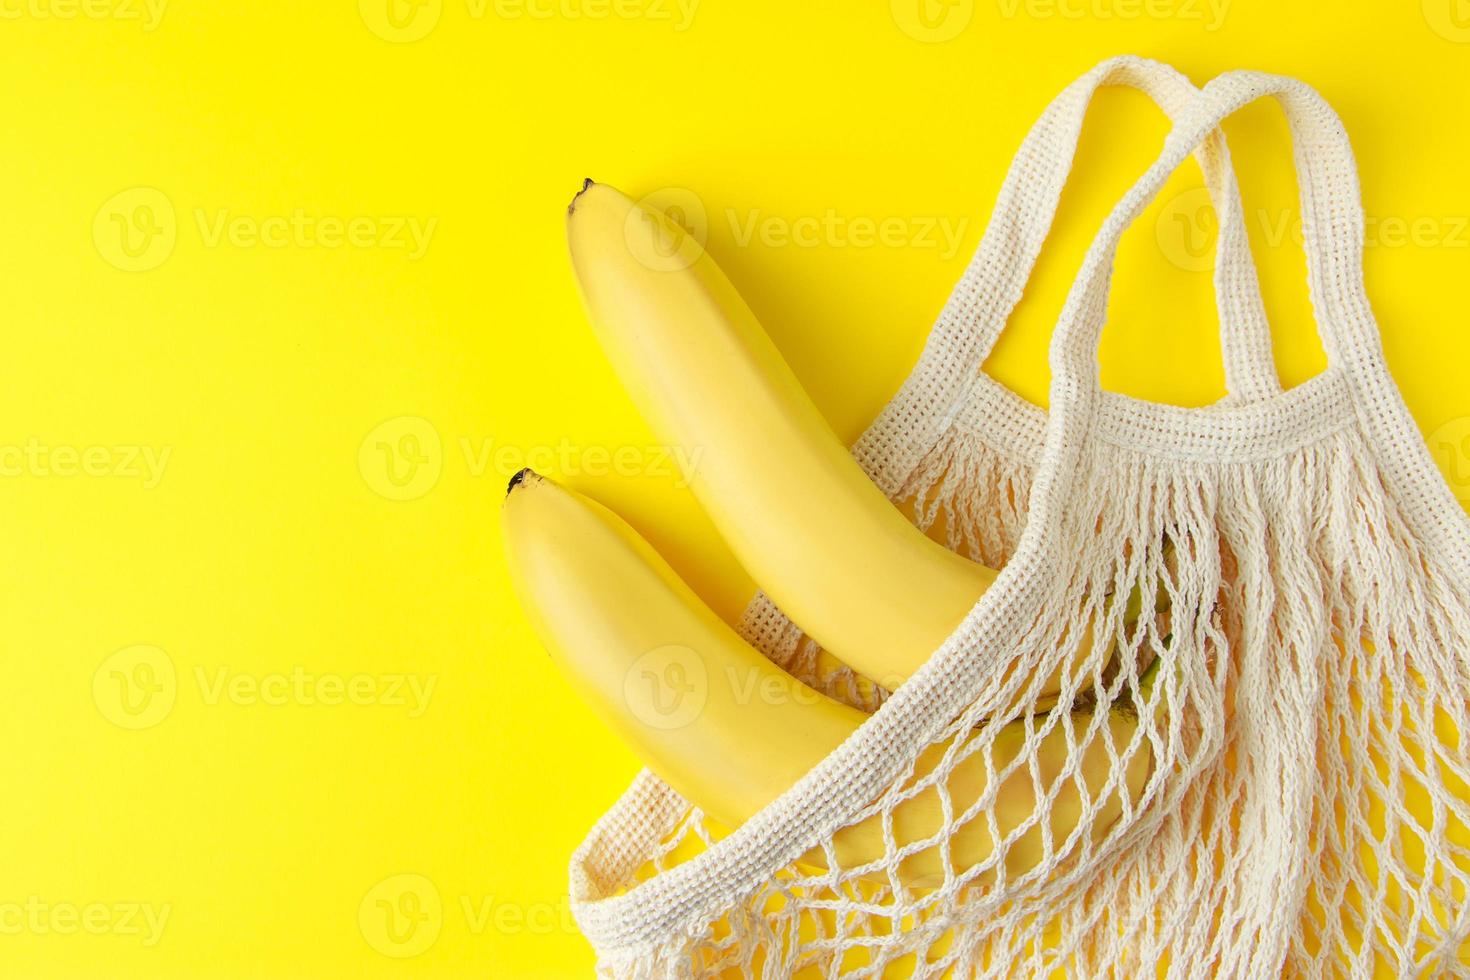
[503,470,1159,888]
[567,180,997,690]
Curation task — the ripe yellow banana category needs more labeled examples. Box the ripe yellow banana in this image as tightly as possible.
[503,470,1158,888]
[567,180,997,690]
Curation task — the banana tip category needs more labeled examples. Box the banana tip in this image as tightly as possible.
[567,178,595,215]
[506,467,538,496]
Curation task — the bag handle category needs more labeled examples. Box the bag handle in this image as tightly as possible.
[1045,71,1365,404]
[942,55,1280,406]
[1032,70,1470,579]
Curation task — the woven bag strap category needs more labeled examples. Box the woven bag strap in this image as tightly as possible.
[961,56,1277,399]
[1030,70,1470,578]
[861,55,1278,494]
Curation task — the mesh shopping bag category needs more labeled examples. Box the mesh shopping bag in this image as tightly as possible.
[567,62,1470,978]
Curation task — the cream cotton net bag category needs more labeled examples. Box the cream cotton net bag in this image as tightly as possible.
[567,60,1470,977]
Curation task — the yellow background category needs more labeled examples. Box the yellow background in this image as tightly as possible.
[1,1,1467,976]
